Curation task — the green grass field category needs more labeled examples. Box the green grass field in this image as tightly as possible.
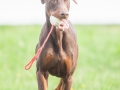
[0,25,120,90]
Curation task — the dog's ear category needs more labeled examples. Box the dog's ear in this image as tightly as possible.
[41,0,45,4]
[73,0,77,4]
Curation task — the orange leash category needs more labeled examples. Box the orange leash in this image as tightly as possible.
[25,25,54,70]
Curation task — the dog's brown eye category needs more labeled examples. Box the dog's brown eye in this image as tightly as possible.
[65,0,68,2]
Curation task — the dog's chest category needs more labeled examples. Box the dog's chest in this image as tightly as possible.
[48,57,72,77]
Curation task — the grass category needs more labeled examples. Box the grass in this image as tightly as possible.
[0,25,120,90]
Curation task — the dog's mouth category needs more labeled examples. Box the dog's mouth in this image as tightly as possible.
[50,16,69,31]
[57,19,69,31]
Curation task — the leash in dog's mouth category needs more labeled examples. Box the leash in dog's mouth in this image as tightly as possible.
[50,16,69,31]
[25,25,54,70]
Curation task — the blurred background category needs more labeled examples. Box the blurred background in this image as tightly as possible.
[0,0,120,90]
[0,0,120,25]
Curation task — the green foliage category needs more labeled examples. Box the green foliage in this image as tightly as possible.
[0,25,120,90]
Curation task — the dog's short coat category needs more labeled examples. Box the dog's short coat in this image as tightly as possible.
[36,0,78,90]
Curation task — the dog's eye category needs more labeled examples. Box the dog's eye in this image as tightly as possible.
[65,0,68,2]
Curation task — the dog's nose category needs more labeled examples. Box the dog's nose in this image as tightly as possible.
[60,11,69,19]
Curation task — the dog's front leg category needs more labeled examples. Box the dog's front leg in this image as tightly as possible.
[36,70,49,90]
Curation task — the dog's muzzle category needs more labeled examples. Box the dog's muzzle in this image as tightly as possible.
[50,16,69,31]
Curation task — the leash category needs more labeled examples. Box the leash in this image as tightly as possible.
[24,25,54,70]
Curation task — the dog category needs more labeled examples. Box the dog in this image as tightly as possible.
[36,0,78,90]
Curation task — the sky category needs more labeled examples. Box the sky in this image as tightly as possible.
[0,0,120,25]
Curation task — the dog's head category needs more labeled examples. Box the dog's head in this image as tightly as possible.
[40,0,77,20]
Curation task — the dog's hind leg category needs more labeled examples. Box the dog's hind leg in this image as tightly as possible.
[36,69,49,90]
[55,75,72,90]
[62,75,73,90]
[55,79,62,90]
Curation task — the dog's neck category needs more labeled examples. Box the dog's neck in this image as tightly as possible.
[45,12,64,53]
[45,13,52,30]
